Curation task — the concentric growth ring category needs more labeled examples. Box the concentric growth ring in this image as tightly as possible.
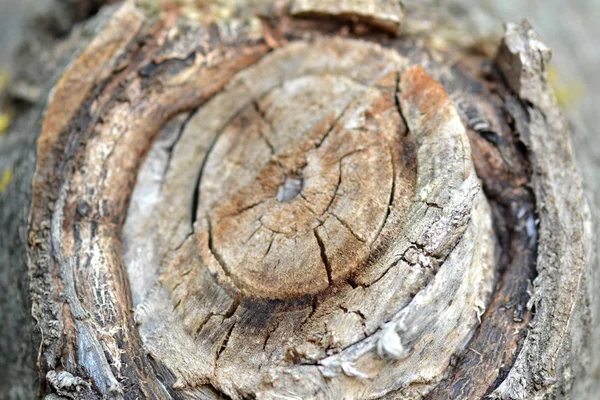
[196,73,403,299]
[126,38,495,398]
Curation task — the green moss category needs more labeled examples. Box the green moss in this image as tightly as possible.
[548,65,585,110]
[0,168,13,193]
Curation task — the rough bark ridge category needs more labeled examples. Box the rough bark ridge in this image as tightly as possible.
[0,0,595,399]
[0,3,129,398]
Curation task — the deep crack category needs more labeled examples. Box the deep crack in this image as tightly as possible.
[314,229,333,285]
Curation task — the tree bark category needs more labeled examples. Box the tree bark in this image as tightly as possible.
[0,1,596,399]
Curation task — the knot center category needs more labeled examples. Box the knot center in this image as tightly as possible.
[277,175,303,202]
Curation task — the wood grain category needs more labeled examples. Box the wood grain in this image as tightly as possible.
[9,1,594,399]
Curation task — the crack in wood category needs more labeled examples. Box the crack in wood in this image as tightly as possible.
[339,305,368,337]
[314,97,356,150]
[314,229,333,285]
[206,213,235,284]
[220,198,270,220]
[191,106,251,230]
[329,211,366,243]
[251,100,277,155]
[261,321,281,353]
[370,143,397,250]
[216,322,236,363]
[160,112,196,188]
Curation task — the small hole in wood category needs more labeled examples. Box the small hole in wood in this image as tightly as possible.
[277,176,303,202]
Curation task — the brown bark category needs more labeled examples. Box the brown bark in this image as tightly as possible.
[0,1,595,399]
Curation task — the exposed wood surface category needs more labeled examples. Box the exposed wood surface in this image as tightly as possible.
[0,0,596,399]
[290,0,404,33]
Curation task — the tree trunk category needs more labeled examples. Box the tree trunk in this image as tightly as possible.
[0,1,596,399]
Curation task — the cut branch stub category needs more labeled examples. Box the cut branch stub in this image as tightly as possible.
[132,40,493,398]
[26,2,594,400]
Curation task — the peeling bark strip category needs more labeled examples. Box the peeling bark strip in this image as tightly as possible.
[17,1,594,399]
[290,0,404,33]
[28,3,270,398]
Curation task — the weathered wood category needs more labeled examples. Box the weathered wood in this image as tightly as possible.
[290,0,404,33]
[0,1,596,399]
